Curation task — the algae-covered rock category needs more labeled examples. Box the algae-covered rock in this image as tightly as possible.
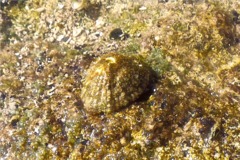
[0,0,240,159]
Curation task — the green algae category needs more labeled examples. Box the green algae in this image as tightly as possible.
[146,48,171,77]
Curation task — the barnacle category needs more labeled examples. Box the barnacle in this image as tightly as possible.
[81,53,152,114]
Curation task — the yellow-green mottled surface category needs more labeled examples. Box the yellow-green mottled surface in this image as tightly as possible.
[0,0,240,159]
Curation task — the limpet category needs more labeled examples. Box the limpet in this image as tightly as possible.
[81,53,152,114]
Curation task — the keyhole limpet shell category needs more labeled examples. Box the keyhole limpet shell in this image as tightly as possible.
[81,53,152,114]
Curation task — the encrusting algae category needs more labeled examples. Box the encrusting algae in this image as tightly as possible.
[81,53,153,114]
[0,0,240,159]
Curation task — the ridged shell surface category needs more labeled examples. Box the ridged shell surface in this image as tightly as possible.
[81,53,151,114]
